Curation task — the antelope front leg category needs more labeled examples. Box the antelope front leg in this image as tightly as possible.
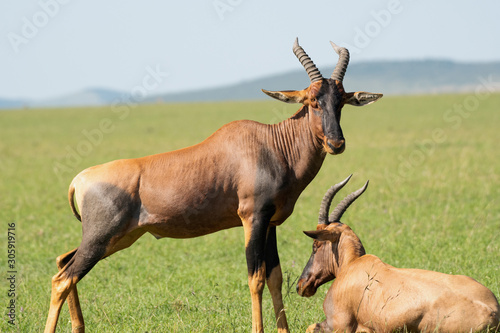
[242,213,270,333]
[265,227,289,333]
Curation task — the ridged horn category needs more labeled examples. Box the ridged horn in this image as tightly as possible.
[293,38,323,83]
[330,41,350,82]
[318,175,352,225]
[329,180,369,223]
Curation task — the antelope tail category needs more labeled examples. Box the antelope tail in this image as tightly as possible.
[68,181,82,222]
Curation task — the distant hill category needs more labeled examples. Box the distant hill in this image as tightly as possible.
[145,60,500,103]
[31,88,123,108]
[2,60,500,110]
[0,98,25,109]
[0,88,123,110]
[343,60,500,95]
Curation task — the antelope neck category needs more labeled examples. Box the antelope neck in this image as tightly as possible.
[332,231,366,277]
[268,107,325,179]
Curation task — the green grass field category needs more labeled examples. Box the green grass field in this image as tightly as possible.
[1,93,499,332]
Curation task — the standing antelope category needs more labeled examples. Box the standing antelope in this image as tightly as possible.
[297,176,500,333]
[44,39,382,333]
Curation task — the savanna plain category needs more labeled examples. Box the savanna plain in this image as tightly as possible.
[1,93,499,332]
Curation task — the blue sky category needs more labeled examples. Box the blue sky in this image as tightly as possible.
[2,0,500,100]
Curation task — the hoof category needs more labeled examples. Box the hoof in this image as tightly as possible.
[306,323,322,333]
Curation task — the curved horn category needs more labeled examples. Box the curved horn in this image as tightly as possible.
[293,38,323,83]
[330,41,350,82]
[329,180,369,223]
[318,175,352,224]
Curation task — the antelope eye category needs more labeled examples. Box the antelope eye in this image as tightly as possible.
[310,98,319,109]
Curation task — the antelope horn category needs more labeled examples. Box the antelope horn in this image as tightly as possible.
[329,180,369,223]
[330,41,350,82]
[293,38,323,83]
[318,175,352,225]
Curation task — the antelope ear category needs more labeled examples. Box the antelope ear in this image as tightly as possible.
[262,89,307,104]
[345,91,383,106]
[303,230,333,242]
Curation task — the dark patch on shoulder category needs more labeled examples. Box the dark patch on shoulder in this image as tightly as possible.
[245,146,292,276]
[255,146,289,202]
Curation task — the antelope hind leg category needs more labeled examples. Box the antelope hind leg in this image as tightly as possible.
[55,249,85,333]
[44,267,80,333]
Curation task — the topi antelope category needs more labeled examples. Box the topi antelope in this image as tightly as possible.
[44,39,382,333]
[297,175,500,333]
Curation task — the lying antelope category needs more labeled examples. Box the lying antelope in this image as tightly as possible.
[297,176,500,333]
[44,39,383,333]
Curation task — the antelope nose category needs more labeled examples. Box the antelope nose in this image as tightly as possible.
[327,139,345,155]
[296,282,302,292]
[296,281,303,295]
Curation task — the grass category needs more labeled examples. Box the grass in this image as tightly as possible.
[0,92,499,332]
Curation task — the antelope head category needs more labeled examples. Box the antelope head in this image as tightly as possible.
[296,175,369,297]
[262,38,383,155]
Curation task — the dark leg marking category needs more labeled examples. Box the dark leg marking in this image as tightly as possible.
[264,226,280,278]
[264,226,289,332]
[245,203,275,276]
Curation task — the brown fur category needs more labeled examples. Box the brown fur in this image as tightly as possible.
[45,47,382,332]
[299,223,500,333]
[47,111,325,333]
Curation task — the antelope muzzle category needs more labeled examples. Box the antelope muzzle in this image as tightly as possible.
[325,137,345,155]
